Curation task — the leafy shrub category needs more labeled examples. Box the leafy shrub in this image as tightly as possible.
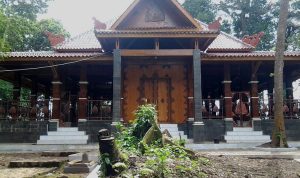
[132,104,157,139]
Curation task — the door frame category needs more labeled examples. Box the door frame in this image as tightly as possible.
[139,74,172,123]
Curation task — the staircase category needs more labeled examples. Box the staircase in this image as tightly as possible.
[37,127,88,145]
[159,124,188,140]
[225,127,271,143]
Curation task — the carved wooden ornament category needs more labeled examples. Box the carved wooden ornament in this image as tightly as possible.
[45,31,65,47]
[93,17,107,30]
[208,17,222,31]
[242,32,265,47]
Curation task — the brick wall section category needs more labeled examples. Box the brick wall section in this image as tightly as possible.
[261,120,300,141]
[0,121,47,143]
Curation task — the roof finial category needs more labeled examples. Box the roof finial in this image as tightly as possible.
[208,17,222,31]
[44,31,65,47]
[242,32,265,47]
[93,17,107,30]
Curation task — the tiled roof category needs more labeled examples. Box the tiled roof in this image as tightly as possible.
[53,24,252,52]
[54,30,101,52]
[202,51,300,58]
[1,51,101,58]
[94,29,219,35]
[197,20,254,52]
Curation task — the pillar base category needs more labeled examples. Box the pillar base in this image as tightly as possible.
[78,119,87,131]
[111,121,120,134]
[187,118,194,139]
[225,118,233,132]
[252,118,262,131]
[193,121,205,143]
[49,119,59,131]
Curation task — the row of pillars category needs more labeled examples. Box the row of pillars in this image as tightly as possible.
[111,50,260,123]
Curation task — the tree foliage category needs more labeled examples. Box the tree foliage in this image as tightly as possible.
[0,0,69,52]
[219,0,276,50]
[286,0,300,50]
[183,0,300,51]
[182,0,216,23]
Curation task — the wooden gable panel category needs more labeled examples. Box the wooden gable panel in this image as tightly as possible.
[111,0,202,30]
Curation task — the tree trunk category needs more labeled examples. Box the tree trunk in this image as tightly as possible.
[272,0,289,147]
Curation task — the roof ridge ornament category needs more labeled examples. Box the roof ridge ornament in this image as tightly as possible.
[44,31,65,47]
[208,17,222,31]
[242,32,265,48]
[93,17,107,30]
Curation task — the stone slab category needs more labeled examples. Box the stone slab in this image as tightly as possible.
[9,159,67,168]
[68,152,99,162]
[64,163,97,173]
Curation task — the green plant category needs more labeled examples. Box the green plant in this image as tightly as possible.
[144,146,172,177]
[132,104,157,139]
[99,153,111,177]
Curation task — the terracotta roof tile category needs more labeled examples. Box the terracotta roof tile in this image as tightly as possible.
[54,30,101,52]
[202,51,300,58]
[94,29,219,35]
[196,20,254,52]
[2,51,101,58]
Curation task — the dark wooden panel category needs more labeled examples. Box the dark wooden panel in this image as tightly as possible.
[123,60,187,123]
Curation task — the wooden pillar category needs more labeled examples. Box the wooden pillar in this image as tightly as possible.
[9,74,21,119]
[268,83,274,117]
[30,81,38,107]
[12,73,21,101]
[112,49,121,123]
[285,78,293,99]
[78,66,88,121]
[249,80,260,118]
[52,81,62,124]
[193,49,202,122]
[223,64,232,119]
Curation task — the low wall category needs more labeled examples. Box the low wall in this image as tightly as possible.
[261,119,300,141]
[0,120,48,143]
[78,120,112,143]
[186,119,226,142]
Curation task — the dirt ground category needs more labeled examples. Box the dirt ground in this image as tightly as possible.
[201,154,300,178]
[0,153,87,178]
[1,152,300,178]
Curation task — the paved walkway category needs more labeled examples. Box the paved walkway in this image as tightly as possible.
[185,141,300,151]
[0,144,98,153]
[0,141,299,153]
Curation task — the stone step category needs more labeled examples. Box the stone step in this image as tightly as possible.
[159,124,188,140]
[226,131,263,136]
[48,131,86,136]
[57,127,78,132]
[233,127,253,132]
[160,127,179,132]
[37,139,88,145]
[159,124,178,128]
[39,135,89,140]
[225,135,271,141]
[226,140,271,143]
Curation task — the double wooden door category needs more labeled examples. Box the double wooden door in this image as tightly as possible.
[140,76,171,123]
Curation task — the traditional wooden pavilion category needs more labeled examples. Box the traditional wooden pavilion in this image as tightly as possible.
[1,0,300,142]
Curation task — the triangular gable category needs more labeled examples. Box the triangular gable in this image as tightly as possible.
[110,0,202,30]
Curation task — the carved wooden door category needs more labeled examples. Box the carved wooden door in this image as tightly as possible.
[141,77,171,123]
